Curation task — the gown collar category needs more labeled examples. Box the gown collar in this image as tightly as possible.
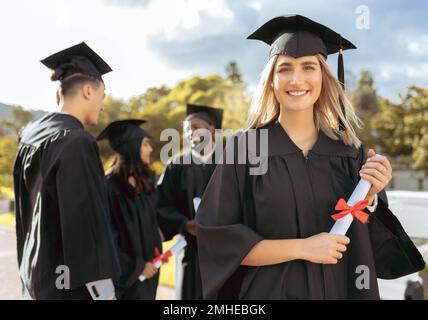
[19,112,84,146]
[262,121,359,158]
[191,147,215,164]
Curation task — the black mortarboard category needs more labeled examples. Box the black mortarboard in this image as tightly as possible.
[185,104,224,129]
[41,42,112,81]
[96,119,151,153]
[247,15,357,131]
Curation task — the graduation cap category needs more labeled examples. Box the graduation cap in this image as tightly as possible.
[96,119,151,153]
[41,42,112,81]
[185,104,224,129]
[247,15,357,131]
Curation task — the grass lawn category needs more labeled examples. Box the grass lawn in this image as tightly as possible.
[0,212,14,227]
[159,238,177,288]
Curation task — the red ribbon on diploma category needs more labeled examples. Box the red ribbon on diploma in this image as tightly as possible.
[331,198,369,223]
[152,247,173,264]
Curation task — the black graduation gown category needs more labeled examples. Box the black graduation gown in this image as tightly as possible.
[13,113,121,299]
[196,121,425,300]
[106,173,162,300]
[157,151,217,300]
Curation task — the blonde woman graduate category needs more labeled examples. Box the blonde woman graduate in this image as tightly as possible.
[196,15,425,300]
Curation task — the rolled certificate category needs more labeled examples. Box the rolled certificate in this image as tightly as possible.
[329,153,385,235]
[138,235,187,282]
[329,178,371,235]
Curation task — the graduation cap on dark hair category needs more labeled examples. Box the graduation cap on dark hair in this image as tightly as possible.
[41,42,112,81]
[96,119,151,153]
[247,15,357,131]
[185,104,224,129]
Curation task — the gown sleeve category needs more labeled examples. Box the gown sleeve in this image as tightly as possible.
[195,132,264,299]
[157,160,189,241]
[56,134,120,289]
[354,146,425,279]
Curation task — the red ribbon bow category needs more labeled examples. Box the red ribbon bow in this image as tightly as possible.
[152,247,173,264]
[331,198,369,223]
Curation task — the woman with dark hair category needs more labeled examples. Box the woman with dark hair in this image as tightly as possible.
[97,119,162,300]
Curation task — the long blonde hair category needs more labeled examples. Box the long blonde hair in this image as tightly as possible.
[247,54,362,149]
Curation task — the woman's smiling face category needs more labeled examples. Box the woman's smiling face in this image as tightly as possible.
[272,54,322,113]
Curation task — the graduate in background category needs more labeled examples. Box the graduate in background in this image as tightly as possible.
[97,119,162,300]
[157,104,223,300]
[13,42,120,299]
[196,15,425,300]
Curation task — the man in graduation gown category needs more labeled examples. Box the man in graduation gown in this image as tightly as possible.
[157,104,223,300]
[13,42,120,299]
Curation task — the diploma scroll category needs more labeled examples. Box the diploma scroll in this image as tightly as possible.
[329,179,371,235]
[138,235,187,282]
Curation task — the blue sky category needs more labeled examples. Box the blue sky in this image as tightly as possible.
[0,0,427,112]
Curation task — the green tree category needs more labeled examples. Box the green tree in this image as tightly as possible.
[86,95,132,166]
[136,73,250,167]
[1,105,34,136]
[84,71,250,174]
[0,136,17,197]
[372,85,428,172]
[225,61,242,84]
[350,70,379,148]
[401,86,428,171]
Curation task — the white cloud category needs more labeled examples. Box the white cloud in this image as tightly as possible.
[0,0,427,112]
[248,1,263,11]
[144,0,234,39]
[378,63,428,80]
[0,0,239,111]
[380,69,391,80]
[406,63,428,78]
[407,40,428,55]
[0,0,193,111]
[397,31,428,56]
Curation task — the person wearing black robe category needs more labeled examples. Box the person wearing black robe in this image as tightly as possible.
[196,15,425,300]
[13,42,120,299]
[157,104,224,300]
[97,119,162,300]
